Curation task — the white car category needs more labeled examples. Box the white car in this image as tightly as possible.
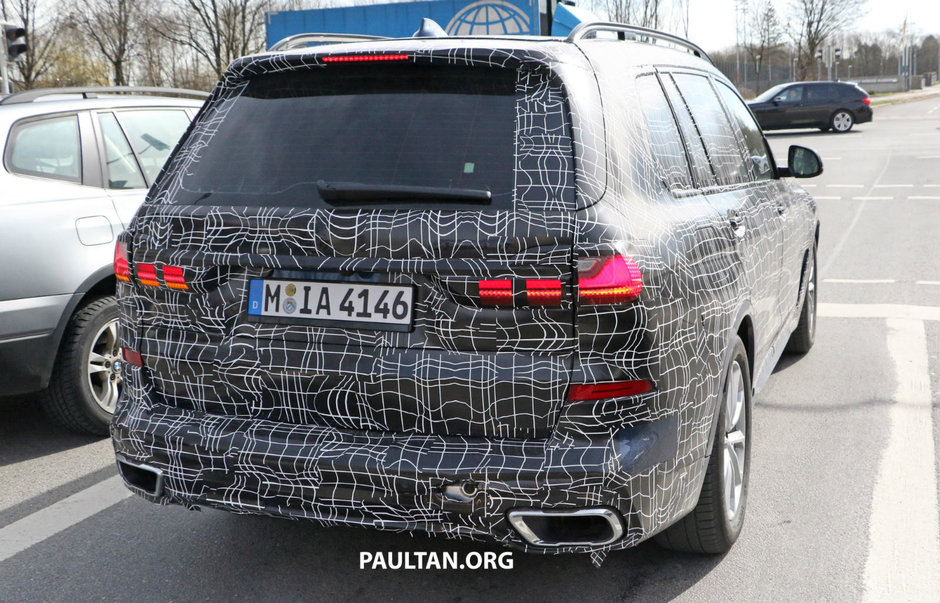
[0,87,206,434]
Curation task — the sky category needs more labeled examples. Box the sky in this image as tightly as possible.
[683,0,940,52]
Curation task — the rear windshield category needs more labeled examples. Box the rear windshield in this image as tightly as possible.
[175,64,518,208]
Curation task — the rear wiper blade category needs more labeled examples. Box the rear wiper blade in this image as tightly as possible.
[316,180,491,204]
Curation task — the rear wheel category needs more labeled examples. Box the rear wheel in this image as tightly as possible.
[830,110,854,132]
[40,296,122,436]
[786,246,817,354]
[656,336,751,553]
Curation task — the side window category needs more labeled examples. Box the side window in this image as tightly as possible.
[781,86,803,103]
[113,109,190,184]
[635,75,692,191]
[672,73,749,187]
[98,112,146,189]
[806,85,827,102]
[659,74,716,189]
[714,81,774,181]
[6,115,81,183]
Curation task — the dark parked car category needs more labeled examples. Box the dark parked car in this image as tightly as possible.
[747,81,872,132]
[111,22,821,561]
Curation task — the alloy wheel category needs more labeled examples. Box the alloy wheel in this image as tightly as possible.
[86,318,123,413]
[723,360,747,522]
[832,111,853,132]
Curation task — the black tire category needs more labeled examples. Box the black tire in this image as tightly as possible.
[830,110,854,133]
[818,126,830,132]
[655,336,751,554]
[40,296,122,436]
[785,246,817,354]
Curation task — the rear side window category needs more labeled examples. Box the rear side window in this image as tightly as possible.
[672,73,749,187]
[714,82,774,181]
[99,112,146,189]
[659,75,715,189]
[6,115,81,183]
[176,65,519,208]
[114,109,191,185]
[805,85,829,102]
[635,75,692,191]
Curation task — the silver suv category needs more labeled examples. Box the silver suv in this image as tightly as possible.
[0,87,205,435]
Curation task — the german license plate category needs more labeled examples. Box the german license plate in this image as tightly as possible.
[247,279,413,328]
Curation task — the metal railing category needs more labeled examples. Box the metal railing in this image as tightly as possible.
[567,22,712,64]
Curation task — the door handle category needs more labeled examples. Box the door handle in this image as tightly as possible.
[776,202,787,215]
[728,215,746,239]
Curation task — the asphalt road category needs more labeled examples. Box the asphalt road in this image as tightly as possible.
[2,92,939,602]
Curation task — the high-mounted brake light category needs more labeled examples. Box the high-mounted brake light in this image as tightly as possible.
[114,241,130,282]
[136,263,159,287]
[862,97,871,106]
[578,255,643,305]
[322,54,410,63]
[526,279,562,306]
[567,380,655,401]
[479,279,513,306]
[163,265,189,291]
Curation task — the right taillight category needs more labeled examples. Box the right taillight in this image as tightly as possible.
[862,97,871,105]
[114,241,130,282]
[577,255,643,305]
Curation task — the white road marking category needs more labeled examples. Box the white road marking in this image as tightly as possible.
[818,303,940,322]
[916,281,940,286]
[863,318,940,601]
[852,196,893,200]
[908,195,940,200]
[828,184,865,188]
[823,279,895,284]
[925,184,940,188]
[916,155,940,159]
[801,184,817,188]
[873,184,914,188]
[0,476,130,563]
[814,195,842,200]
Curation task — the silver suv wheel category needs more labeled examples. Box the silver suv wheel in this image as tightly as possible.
[87,318,123,414]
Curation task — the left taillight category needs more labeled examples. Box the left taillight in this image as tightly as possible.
[862,97,871,106]
[577,255,643,305]
[114,241,130,282]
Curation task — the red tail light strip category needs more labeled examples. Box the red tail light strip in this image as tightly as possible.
[163,265,189,290]
[526,279,562,306]
[136,263,159,287]
[479,279,513,306]
[322,54,410,63]
[862,97,871,106]
[578,255,643,305]
[567,380,655,401]
[114,241,130,282]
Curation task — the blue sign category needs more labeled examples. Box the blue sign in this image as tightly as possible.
[266,0,543,48]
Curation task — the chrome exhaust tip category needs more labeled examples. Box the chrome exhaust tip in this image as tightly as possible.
[115,456,164,497]
[507,508,624,547]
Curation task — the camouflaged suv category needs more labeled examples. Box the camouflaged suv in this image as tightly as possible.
[111,23,821,561]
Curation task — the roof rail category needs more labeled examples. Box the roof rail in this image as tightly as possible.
[269,33,390,51]
[0,86,209,105]
[567,22,712,64]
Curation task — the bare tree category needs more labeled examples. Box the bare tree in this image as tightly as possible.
[6,0,63,89]
[593,0,661,29]
[746,0,784,89]
[71,0,141,86]
[158,0,269,80]
[788,0,867,80]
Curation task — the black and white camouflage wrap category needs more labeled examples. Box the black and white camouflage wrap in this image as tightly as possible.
[112,36,817,559]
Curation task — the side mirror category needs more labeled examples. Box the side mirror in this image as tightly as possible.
[778,145,823,178]
[772,95,784,104]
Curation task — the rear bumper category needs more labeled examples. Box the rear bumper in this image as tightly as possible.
[111,365,700,554]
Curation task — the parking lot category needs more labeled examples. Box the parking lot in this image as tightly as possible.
[1,91,939,601]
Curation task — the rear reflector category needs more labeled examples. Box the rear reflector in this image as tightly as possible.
[114,241,130,282]
[136,263,159,287]
[479,279,513,306]
[122,347,143,367]
[322,54,409,63]
[578,255,642,305]
[567,380,655,401]
[526,279,562,306]
[163,265,188,290]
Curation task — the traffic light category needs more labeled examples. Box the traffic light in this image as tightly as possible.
[4,23,27,62]
[815,49,823,60]
[834,47,842,61]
